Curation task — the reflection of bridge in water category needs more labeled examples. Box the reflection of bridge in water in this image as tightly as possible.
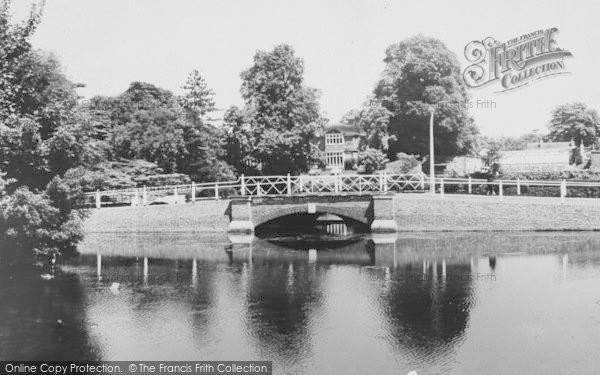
[80,232,501,284]
[69,232,596,370]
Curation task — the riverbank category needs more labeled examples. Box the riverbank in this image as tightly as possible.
[82,194,600,233]
[83,200,230,233]
[394,194,600,231]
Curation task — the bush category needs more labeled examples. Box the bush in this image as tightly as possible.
[344,158,357,171]
[0,187,84,257]
[497,170,600,198]
[500,169,600,181]
[133,173,191,187]
[358,148,389,174]
[386,153,422,174]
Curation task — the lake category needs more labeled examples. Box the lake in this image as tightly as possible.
[1,232,599,374]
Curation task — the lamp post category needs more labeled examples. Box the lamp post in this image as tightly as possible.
[429,107,435,194]
[428,101,451,194]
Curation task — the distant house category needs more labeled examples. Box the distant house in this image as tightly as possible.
[498,141,582,172]
[320,123,365,172]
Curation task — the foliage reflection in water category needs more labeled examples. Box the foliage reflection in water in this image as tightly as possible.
[0,232,599,374]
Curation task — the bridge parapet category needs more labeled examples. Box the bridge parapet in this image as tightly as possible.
[226,194,396,234]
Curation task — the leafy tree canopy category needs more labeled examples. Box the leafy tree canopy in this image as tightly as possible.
[373,35,479,160]
[546,102,600,146]
[225,44,324,174]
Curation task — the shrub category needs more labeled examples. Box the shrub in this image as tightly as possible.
[133,173,191,187]
[386,153,421,174]
[358,148,389,174]
[344,158,357,171]
[0,187,83,256]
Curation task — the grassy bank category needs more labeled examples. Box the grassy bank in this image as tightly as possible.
[83,194,600,233]
[83,201,230,233]
[394,194,600,231]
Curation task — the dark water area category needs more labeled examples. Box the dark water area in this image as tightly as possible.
[1,232,600,374]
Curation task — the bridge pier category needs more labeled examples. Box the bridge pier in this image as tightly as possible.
[228,197,254,234]
[370,195,398,233]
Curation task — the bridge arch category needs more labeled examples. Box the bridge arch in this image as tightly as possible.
[252,204,371,228]
[227,195,396,234]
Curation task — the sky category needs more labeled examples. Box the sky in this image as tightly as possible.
[10,0,600,137]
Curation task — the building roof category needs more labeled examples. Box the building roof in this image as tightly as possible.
[324,123,366,137]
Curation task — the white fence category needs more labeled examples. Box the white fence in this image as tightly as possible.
[82,173,600,208]
[82,173,426,208]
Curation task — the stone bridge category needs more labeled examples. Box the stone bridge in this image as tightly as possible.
[226,194,397,234]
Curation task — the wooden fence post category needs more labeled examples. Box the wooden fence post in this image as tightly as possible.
[143,185,148,206]
[517,178,521,195]
[241,174,246,196]
[383,172,388,192]
[499,180,503,199]
[131,189,139,207]
[468,176,472,194]
[287,173,291,196]
[191,182,196,202]
[561,179,566,203]
[95,190,101,209]
[440,178,445,198]
[215,182,219,200]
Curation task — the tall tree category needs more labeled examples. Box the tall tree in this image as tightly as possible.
[0,1,91,257]
[0,0,42,118]
[233,44,324,174]
[374,35,479,160]
[177,70,235,181]
[546,103,600,146]
[0,2,97,188]
[91,82,187,173]
[179,70,215,122]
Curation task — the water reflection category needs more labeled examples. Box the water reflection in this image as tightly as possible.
[1,232,600,374]
[0,264,101,360]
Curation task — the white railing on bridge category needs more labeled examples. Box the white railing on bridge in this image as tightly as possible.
[82,173,600,208]
[82,173,426,208]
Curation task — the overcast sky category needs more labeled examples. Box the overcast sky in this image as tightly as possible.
[11,0,600,137]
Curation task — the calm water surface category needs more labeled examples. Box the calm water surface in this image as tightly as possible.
[1,232,600,375]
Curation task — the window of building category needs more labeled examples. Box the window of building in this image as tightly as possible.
[325,133,344,145]
[326,152,344,167]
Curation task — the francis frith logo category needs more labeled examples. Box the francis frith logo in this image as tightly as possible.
[463,27,573,91]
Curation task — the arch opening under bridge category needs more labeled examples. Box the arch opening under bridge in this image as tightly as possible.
[227,194,398,234]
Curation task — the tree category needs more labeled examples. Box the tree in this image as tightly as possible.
[547,103,600,146]
[235,44,324,174]
[179,69,216,122]
[222,106,259,174]
[0,0,43,118]
[0,1,91,258]
[177,70,235,182]
[92,82,188,172]
[342,97,393,151]
[374,35,479,160]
